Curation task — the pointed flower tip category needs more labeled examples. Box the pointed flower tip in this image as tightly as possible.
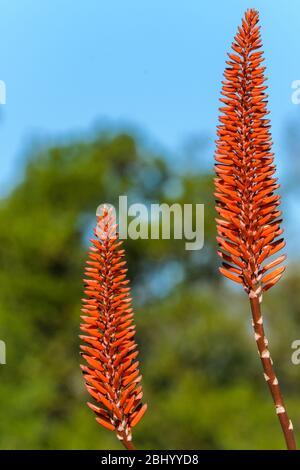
[245,8,259,18]
[246,7,259,14]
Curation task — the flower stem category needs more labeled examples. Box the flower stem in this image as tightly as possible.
[121,435,136,451]
[250,296,296,450]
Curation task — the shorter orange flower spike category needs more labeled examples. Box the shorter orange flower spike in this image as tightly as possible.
[80,206,147,450]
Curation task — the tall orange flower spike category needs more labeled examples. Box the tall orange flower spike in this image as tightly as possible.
[80,206,147,450]
[214,9,296,449]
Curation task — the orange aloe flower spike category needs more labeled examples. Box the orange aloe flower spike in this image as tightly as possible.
[80,205,147,450]
[214,9,296,450]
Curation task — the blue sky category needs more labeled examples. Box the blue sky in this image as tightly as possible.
[0,0,299,194]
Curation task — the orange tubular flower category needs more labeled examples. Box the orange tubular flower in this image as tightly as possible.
[80,206,147,450]
[214,9,296,449]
